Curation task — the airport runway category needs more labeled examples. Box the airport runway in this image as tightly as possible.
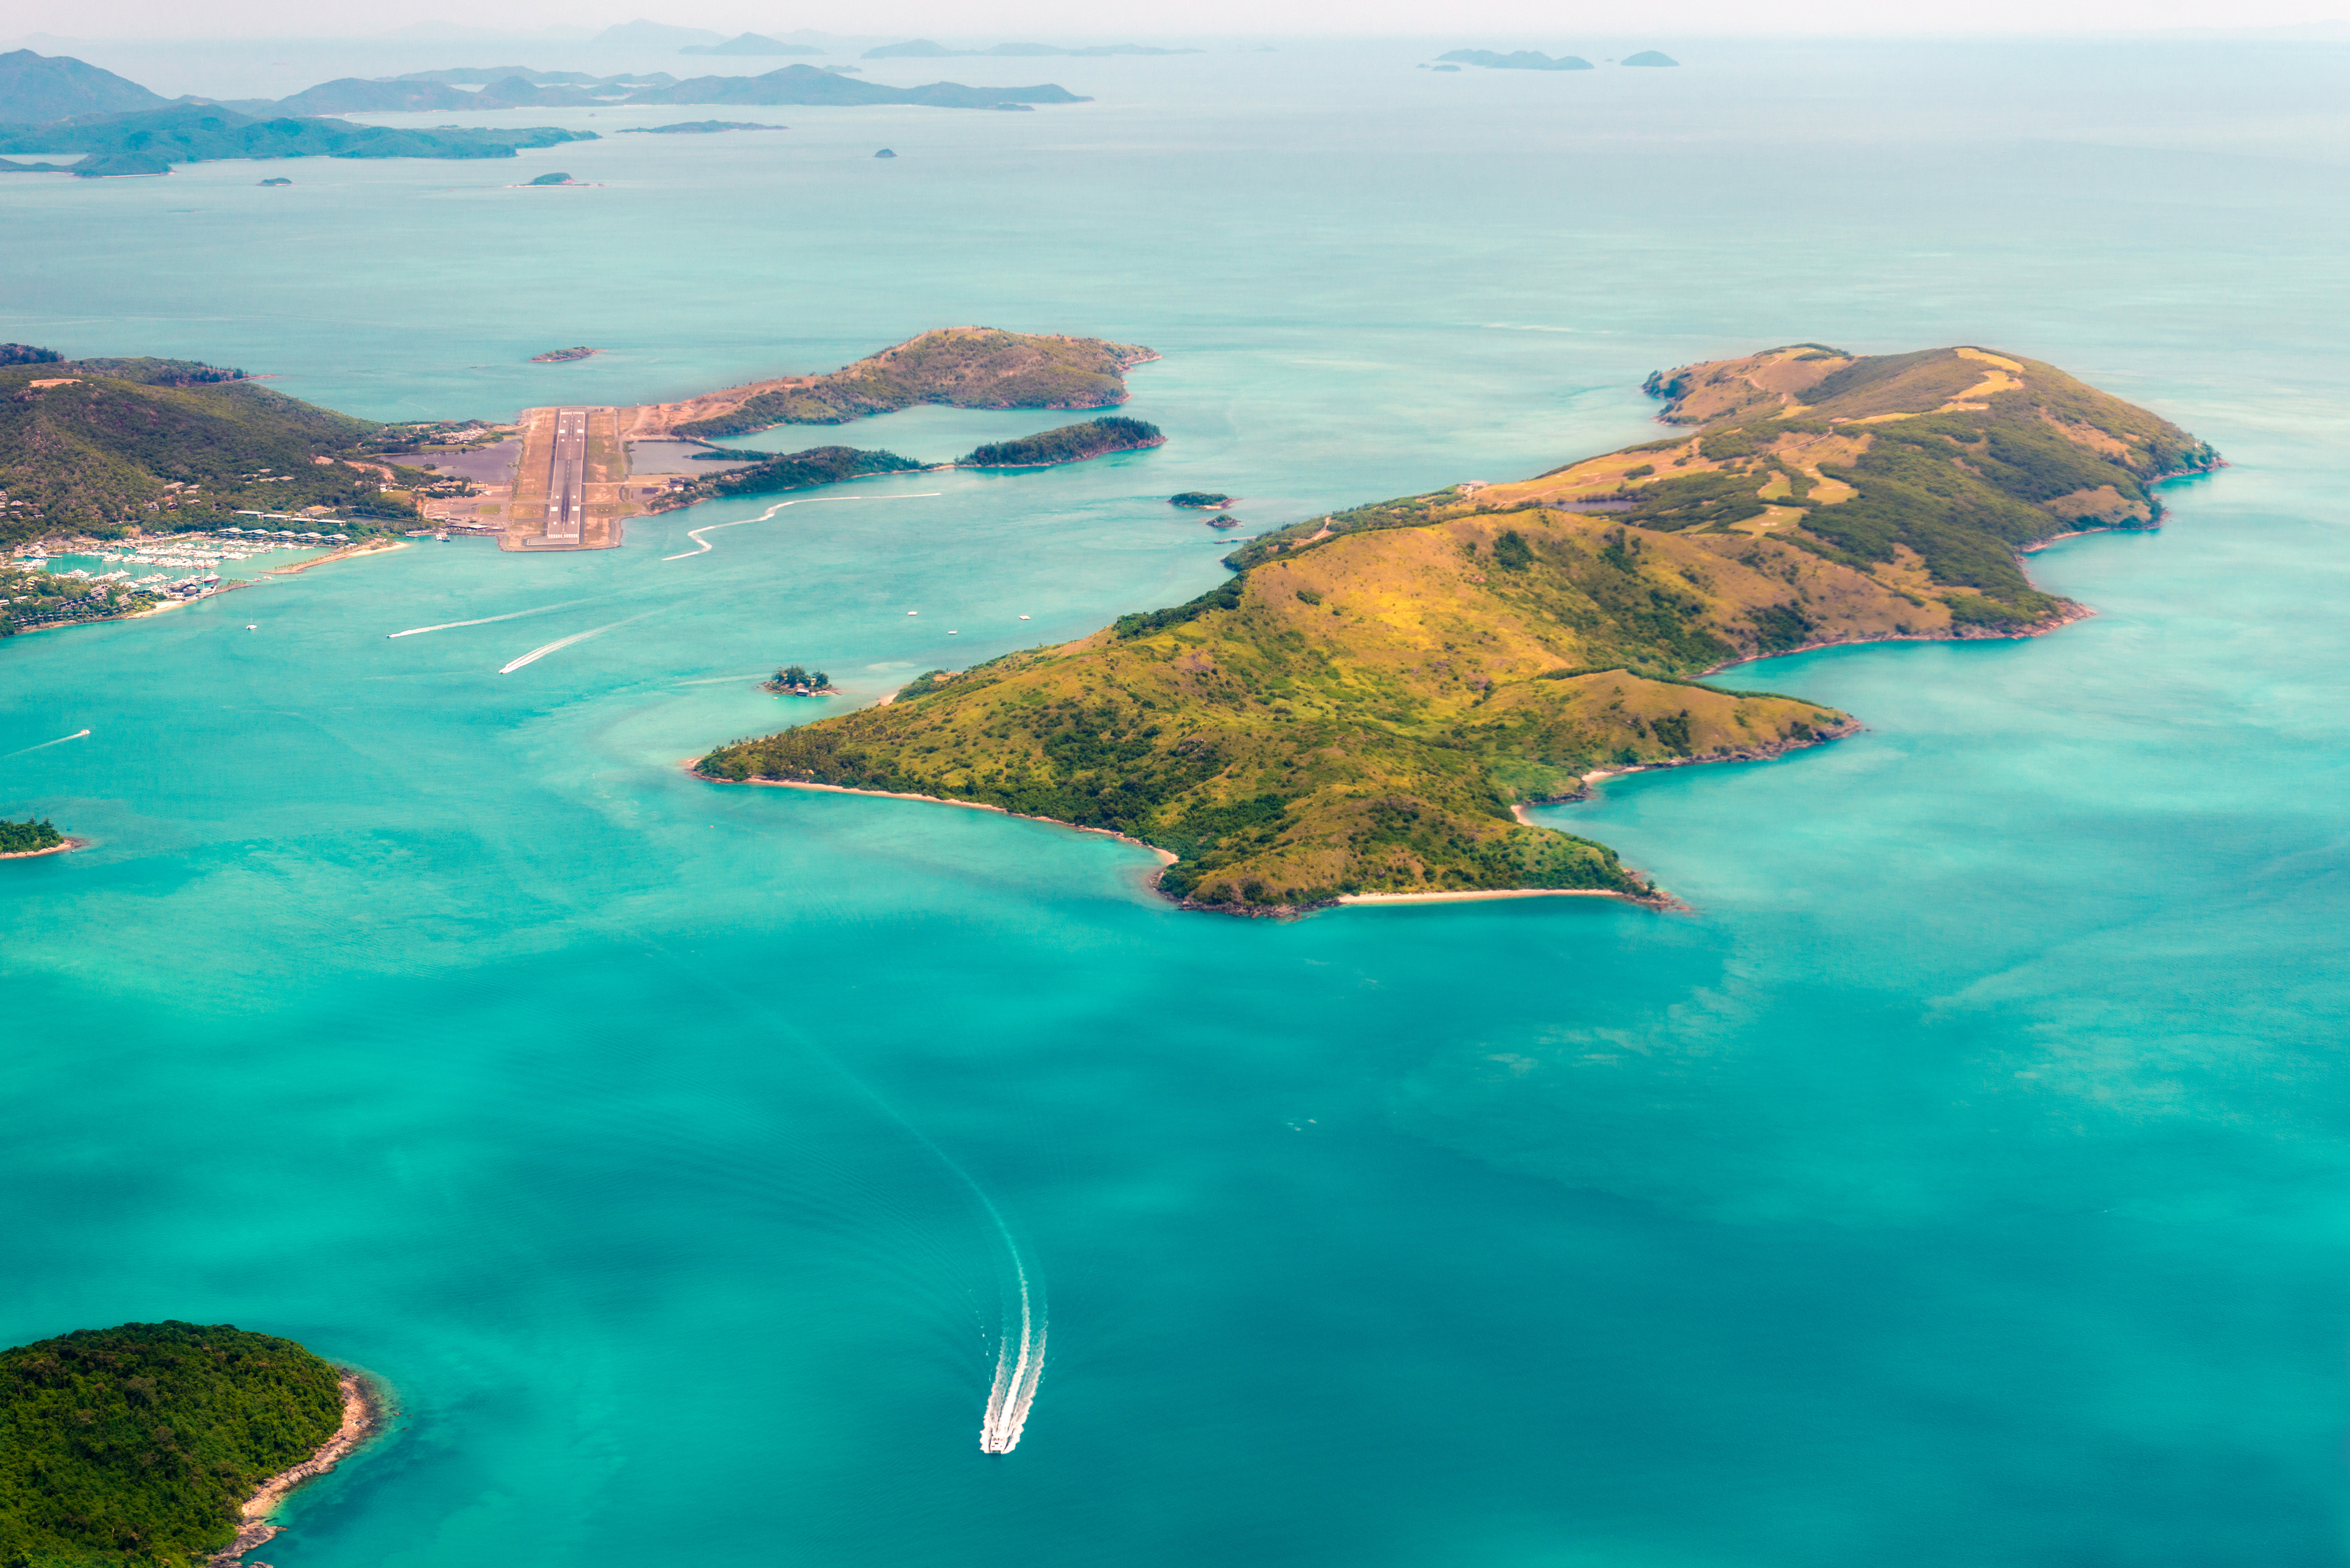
[544,408,588,544]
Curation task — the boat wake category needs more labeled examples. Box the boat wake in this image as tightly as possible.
[388,600,588,638]
[625,942,1048,1454]
[662,493,941,561]
[4,728,90,758]
[979,1239,1046,1455]
[499,621,625,674]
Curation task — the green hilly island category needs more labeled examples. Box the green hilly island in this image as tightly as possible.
[1,359,420,546]
[0,1322,346,1567]
[670,328,1157,439]
[698,345,2219,912]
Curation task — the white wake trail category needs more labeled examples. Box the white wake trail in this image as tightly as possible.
[4,728,90,758]
[662,493,942,561]
[499,622,625,674]
[610,941,1050,1454]
[979,1243,1046,1454]
[388,600,588,638]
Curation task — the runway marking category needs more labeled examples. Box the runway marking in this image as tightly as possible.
[388,600,589,638]
[4,728,89,758]
[662,493,942,561]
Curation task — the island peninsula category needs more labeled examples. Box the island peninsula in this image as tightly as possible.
[470,328,1158,549]
[627,327,1158,441]
[696,345,2219,913]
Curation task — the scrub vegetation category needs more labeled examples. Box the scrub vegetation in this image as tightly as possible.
[672,328,1156,439]
[698,345,2217,913]
[689,445,925,504]
[0,1322,344,1568]
[959,417,1164,467]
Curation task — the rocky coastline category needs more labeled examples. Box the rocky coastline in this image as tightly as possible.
[206,1372,385,1568]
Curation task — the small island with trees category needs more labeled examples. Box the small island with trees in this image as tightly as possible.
[766,664,835,694]
[0,1321,378,1568]
[958,417,1163,468]
[529,345,598,363]
[1169,491,1231,508]
[1,815,67,856]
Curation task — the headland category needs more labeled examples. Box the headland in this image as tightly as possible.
[697,344,2219,914]
[0,1322,369,1568]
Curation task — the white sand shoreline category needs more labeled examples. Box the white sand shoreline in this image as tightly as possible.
[1335,888,1634,906]
[0,836,84,861]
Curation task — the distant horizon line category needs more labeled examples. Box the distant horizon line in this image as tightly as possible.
[12,26,2350,44]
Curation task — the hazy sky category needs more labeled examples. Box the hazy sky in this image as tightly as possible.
[12,0,2350,40]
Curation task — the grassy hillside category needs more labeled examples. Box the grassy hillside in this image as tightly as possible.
[673,328,1156,439]
[0,1322,345,1568]
[0,365,417,546]
[699,345,2215,913]
[1233,344,2219,628]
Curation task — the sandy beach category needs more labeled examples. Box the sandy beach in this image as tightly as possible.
[0,836,82,861]
[207,1372,385,1568]
[1335,888,1639,906]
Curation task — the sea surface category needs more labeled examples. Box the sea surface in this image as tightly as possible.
[7,36,2350,1566]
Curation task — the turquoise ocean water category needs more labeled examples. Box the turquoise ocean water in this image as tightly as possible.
[8,37,2350,1564]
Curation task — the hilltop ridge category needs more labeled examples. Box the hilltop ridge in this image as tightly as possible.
[1,362,418,544]
[634,327,1158,440]
[698,345,2218,913]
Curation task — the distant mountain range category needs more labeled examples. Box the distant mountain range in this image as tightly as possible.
[682,33,826,56]
[630,64,1085,109]
[585,19,726,51]
[0,47,167,121]
[1436,49,1592,71]
[1436,47,1680,70]
[0,49,1089,133]
[388,66,679,85]
[863,40,1200,58]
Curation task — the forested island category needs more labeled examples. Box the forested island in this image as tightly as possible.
[697,345,2219,913]
[0,1322,367,1567]
[958,417,1163,467]
[617,120,787,134]
[1437,49,1594,70]
[1,355,420,547]
[767,664,835,693]
[658,445,925,508]
[1,816,64,854]
[655,328,1156,440]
